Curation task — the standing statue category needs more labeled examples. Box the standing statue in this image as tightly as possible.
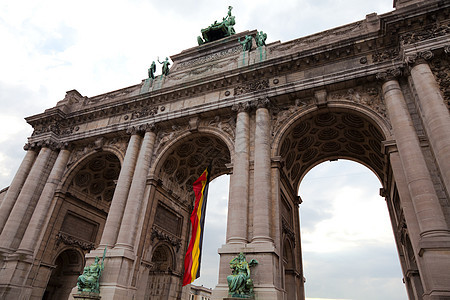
[158,57,171,76]
[227,252,258,298]
[148,61,156,79]
[256,31,267,47]
[77,249,106,294]
[238,35,253,52]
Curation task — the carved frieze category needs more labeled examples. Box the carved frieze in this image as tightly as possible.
[400,24,450,45]
[131,106,159,120]
[83,86,137,106]
[150,226,182,252]
[430,54,450,108]
[176,46,241,70]
[271,98,313,136]
[56,232,95,251]
[329,86,386,117]
[205,115,236,139]
[372,48,399,63]
[234,79,269,96]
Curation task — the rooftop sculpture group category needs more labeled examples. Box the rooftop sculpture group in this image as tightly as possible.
[148,57,171,79]
[197,6,236,45]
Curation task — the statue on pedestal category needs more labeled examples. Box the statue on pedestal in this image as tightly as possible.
[77,249,106,294]
[158,57,171,76]
[227,252,258,298]
[148,61,156,79]
[238,35,253,52]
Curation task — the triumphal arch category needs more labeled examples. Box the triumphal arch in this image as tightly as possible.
[0,0,450,299]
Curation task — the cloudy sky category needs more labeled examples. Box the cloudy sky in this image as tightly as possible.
[0,0,407,299]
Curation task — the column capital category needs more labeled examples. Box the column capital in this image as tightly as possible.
[252,97,271,109]
[404,50,434,67]
[444,45,450,55]
[231,102,251,113]
[376,68,402,82]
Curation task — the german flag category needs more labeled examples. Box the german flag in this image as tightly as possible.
[182,166,211,286]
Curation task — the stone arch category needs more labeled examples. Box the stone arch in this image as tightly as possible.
[61,150,121,207]
[274,106,389,191]
[43,248,84,300]
[150,128,233,201]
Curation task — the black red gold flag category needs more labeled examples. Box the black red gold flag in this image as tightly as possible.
[182,165,211,286]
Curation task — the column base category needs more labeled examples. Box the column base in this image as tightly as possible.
[73,291,101,300]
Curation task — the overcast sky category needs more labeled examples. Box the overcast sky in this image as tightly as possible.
[0,0,407,299]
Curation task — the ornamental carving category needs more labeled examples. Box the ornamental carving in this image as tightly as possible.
[234,79,269,96]
[56,232,95,251]
[404,50,434,65]
[329,86,386,117]
[372,48,399,63]
[150,226,182,252]
[131,106,159,120]
[83,86,137,106]
[271,98,313,137]
[176,46,241,70]
[430,55,450,109]
[205,115,236,139]
[282,219,296,247]
[400,24,450,45]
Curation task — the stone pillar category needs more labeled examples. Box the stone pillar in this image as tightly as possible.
[379,72,449,238]
[99,130,142,247]
[0,145,37,233]
[115,125,156,250]
[0,144,54,252]
[380,71,450,299]
[16,145,71,255]
[252,98,273,243]
[406,50,450,195]
[226,103,250,244]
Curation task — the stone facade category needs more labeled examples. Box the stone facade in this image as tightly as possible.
[0,0,449,299]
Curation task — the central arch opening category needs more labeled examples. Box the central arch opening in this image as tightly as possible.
[299,159,406,300]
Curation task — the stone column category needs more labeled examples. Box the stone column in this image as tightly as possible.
[115,125,156,250]
[0,144,54,252]
[226,103,250,244]
[380,72,450,298]
[379,71,449,238]
[0,145,37,233]
[406,50,450,194]
[252,98,273,243]
[99,129,142,247]
[16,145,71,255]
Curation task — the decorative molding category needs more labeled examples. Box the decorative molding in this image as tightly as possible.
[404,50,434,66]
[234,79,269,96]
[400,24,450,45]
[372,48,399,63]
[375,68,402,82]
[150,226,182,252]
[329,86,386,117]
[56,232,95,251]
[131,106,159,120]
[176,46,241,70]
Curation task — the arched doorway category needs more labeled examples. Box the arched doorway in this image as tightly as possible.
[299,160,406,299]
[43,249,84,300]
[273,106,423,298]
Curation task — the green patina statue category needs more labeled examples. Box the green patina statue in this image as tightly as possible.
[238,35,253,52]
[255,31,267,47]
[148,61,156,79]
[197,6,236,45]
[227,252,258,298]
[158,57,170,76]
[77,249,106,294]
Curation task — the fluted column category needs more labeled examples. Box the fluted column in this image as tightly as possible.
[0,145,37,233]
[226,103,250,244]
[17,145,71,255]
[406,50,450,194]
[252,98,273,243]
[115,125,156,250]
[379,70,449,238]
[0,144,54,252]
[100,129,142,247]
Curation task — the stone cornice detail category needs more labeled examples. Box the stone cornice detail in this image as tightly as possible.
[376,68,402,82]
[56,232,95,251]
[150,226,182,252]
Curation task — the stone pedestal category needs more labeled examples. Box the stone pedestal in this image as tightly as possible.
[73,291,101,299]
